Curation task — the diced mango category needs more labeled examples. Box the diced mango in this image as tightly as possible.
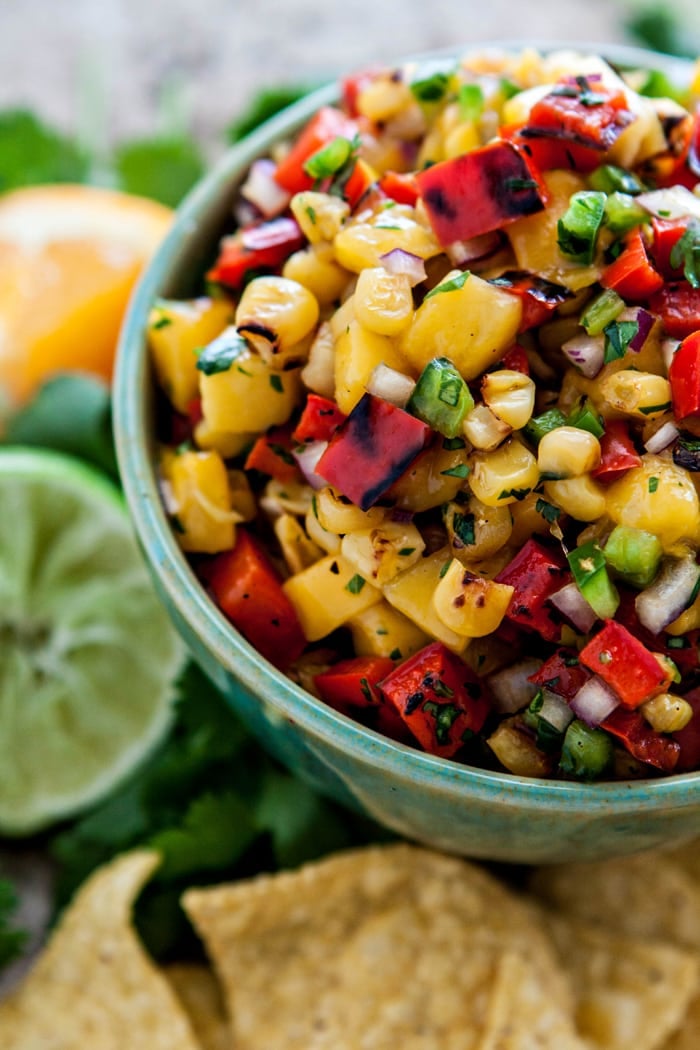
[383,549,469,653]
[148,297,233,413]
[273,513,324,574]
[349,601,430,661]
[386,442,470,512]
[605,454,700,552]
[200,345,302,433]
[334,319,410,414]
[165,449,237,553]
[315,486,386,534]
[341,521,425,585]
[282,554,381,641]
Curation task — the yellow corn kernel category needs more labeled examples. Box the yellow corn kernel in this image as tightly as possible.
[194,420,254,460]
[357,74,414,122]
[432,561,514,637]
[260,479,313,518]
[387,443,469,512]
[167,449,237,554]
[469,438,539,507]
[509,491,554,546]
[290,191,349,244]
[315,486,386,534]
[199,344,301,433]
[234,276,319,365]
[383,549,468,653]
[341,521,425,585]
[334,208,439,273]
[148,297,233,413]
[487,717,552,777]
[667,590,700,635]
[305,504,342,553]
[481,370,536,430]
[349,601,429,660]
[227,469,256,522]
[605,453,700,552]
[544,475,607,522]
[353,267,414,336]
[329,295,356,339]
[444,120,480,159]
[282,554,381,641]
[502,84,549,125]
[537,426,601,479]
[416,125,445,167]
[301,321,336,399]
[400,271,522,380]
[462,403,512,451]
[641,693,693,734]
[334,319,410,414]
[274,513,324,574]
[283,244,351,307]
[444,495,513,562]
[600,370,672,420]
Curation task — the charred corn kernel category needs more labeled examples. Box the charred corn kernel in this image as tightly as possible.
[462,403,512,451]
[301,321,336,399]
[600,370,672,420]
[469,438,539,507]
[544,475,607,522]
[341,521,425,585]
[481,370,536,430]
[487,717,552,777]
[606,454,700,552]
[234,276,319,364]
[509,491,554,546]
[334,208,439,272]
[282,553,381,642]
[227,469,256,522]
[334,319,409,413]
[444,495,513,562]
[383,550,468,653]
[290,191,349,244]
[641,693,693,733]
[315,485,386,534]
[148,297,233,414]
[193,420,255,460]
[283,244,351,306]
[432,561,514,637]
[349,601,429,660]
[259,479,313,518]
[274,513,324,574]
[353,267,414,336]
[388,443,469,512]
[305,502,341,553]
[537,426,601,478]
[167,449,237,554]
[400,271,522,380]
[200,349,302,433]
[444,120,481,159]
[357,74,414,122]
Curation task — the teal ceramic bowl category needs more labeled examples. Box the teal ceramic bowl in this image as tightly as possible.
[115,42,700,864]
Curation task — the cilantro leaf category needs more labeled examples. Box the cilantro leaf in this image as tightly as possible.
[425,271,471,299]
[0,110,88,192]
[115,136,205,208]
[603,320,639,364]
[625,6,698,59]
[670,221,700,289]
[0,879,28,970]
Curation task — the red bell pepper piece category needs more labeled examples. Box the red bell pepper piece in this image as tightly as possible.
[274,107,359,194]
[207,529,306,670]
[523,78,635,150]
[315,655,395,712]
[378,642,490,758]
[316,393,432,510]
[494,538,569,643]
[378,170,420,206]
[651,217,689,280]
[207,217,305,290]
[244,424,301,483]
[528,648,591,701]
[499,344,530,375]
[504,123,603,175]
[673,687,700,772]
[591,420,642,483]
[614,587,700,679]
[342,159,376,209]
[669,331,700,425]
[579,620,672,708]
[292,394,346,444]
[601,706,680,772]
[416,139,548,246]
[653,104,700,191]
[651,283,700,340]
[601,228,664,302]
[488,271,571,332]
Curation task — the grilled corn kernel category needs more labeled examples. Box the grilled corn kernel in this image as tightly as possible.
[600,369,672,420]
[260,479,313,518]
[469,438,539,507]
[444,495,513,562]
[432,560,514,637]
[544,475,607,522]
[387,443,469,512]
[383,549,468,653]
[290,191,349,244]
[194,421,255,460]
[487,717,553,777]
[353,267,414,336]
[537,426,601,479]
[341,521,425,585]
[605,454,700,552]
[462,403,512,451]
[641,693,693,733]
[274,513,324,574]
[199,347,302,433]
[301,321,336,399]
[508,491,554,546]
[334,208,439,272]
[227,469,256,522]
[357,74,414,122]
[148,297,232,414]
[481,370,536,430]
[283,244,351,306]
[334,319,409,414]
[235,276,319,363]
[305,503,341,553]
[315,486,386,534]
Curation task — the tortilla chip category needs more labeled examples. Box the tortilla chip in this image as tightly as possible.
[165,964,231,1050]
[544,914,699,1050]
[0,851,201,1050]
[184,844,585,1050]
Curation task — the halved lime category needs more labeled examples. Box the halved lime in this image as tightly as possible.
[0,447,184,835]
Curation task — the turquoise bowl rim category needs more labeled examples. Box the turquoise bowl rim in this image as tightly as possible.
[115,40,700,823]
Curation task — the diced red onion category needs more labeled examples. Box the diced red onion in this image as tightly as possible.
[549,582,598,634]
[378,248,427,286]
[487,658,542,714]
[644,421,679,454]
[539,689,575,733]
[366,363,416,408]
[570,677,619,727]
[158,478,179,515]
[239,158,291,218]
[636,186,700,222]
[561,333,605,379]
[635,556,700,635]
[293,440,328,490]
[629,308,654,352]
[445,231,502,266]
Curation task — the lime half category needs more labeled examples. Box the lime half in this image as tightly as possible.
[0,448,184,835]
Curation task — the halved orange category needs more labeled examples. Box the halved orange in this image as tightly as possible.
[0,185,172,405]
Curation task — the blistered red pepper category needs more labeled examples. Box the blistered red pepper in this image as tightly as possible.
[528,648,591,701]
[378,170,420,206]
[651,284,700,340]
[292,394,346,444]
[651,217,689,280]
[488,271,571,332]
[601,707,680,772]
[274,106,359,194]
[244,424,301,483]
[494,538,569,643]
[601,228,664,302]
[669,331,700,425]
[591,420,642,483]
[315,656,395,713]
[580,620,672,708]
[207,217,305,289]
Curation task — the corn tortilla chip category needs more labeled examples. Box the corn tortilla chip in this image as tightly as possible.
[165,964,231,1050]
[184,844,585,1050]
[0,851,202,1050]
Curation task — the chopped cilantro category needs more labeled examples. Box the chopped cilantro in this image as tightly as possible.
[603,319,639,364]
[151,314,173,330]
[498,487,530,501]
[425,271,471,299]
[639,401,671,415]
[346,574,366,595]
[196,331,248,375]
[535,498,560,524]
[411,69,453,103]
[398,547,416,556]
[269,374,284,393]
[359,677,373,704]
[422,701,460,744]
[389,648,402,661]
[648,476,659,493]
[441,463,470,478]
[452,511,476,546]
[439,559,452,579]
[670,221,700,289]
[443,436,466,450]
